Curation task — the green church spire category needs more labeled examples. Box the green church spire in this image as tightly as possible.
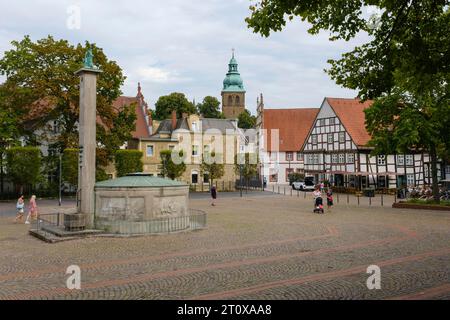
[222,49,245,93]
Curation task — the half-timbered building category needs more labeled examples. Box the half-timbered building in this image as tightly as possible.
[301,97,445,189]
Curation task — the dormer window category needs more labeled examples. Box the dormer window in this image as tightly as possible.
[192,121,198,132]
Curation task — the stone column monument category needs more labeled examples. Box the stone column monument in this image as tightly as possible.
[74,48,102,229]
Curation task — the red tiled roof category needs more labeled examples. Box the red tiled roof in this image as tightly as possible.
[112,96,150,139]
[326,98,373,147]
[264,108,319,152]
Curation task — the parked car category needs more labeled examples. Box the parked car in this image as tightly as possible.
[292,177,315,191]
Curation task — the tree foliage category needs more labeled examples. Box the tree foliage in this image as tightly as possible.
[200,152,225,186]
[62,148,78,186]
[235,152,259,186]
[0,35,136,166]
[237,109,256,129]
[114,150,143,177]
[5,147,41,192]
[197,96,224,118]
[154,92,197,120]
[160,149,186,180]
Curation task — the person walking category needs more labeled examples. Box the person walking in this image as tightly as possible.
[211,185,217,206]
[326,188,334,211]
[25,195,38,225]
[14,195,25,223]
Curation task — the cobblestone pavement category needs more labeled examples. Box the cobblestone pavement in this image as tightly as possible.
[0,193,449,300]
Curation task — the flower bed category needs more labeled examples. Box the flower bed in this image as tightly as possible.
[392,199,450,211]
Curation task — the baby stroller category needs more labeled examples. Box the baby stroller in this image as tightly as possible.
[313,196,324,214]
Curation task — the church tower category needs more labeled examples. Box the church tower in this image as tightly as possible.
[221,50,246,119]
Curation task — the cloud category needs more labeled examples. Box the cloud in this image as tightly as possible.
[0,0,370,114]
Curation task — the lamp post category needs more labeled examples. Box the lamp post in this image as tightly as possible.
[59,152,62,206]
[239,163,243,197]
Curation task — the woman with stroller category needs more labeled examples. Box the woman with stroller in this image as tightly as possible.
[313,186,324,214]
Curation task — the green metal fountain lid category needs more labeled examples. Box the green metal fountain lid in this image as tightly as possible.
[95,173,187,188]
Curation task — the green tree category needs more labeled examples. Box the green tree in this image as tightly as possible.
[200,152,225,187]
[62,148,78,187]
[0,36,136,169]
[0,89,22,193]
[235,153,258,188]
[197,96,224,118]
[154,92,197,120]
[246,0,450,201]
[237,109,256,129]
[114,150,143,177]
[5,147,41,193]
[160,149,186,180]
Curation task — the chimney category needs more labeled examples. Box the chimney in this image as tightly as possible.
[171,110,177,130]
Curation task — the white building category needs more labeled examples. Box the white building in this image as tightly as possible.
[256,94,319,185]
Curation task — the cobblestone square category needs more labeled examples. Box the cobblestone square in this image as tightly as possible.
[1,193,449,300]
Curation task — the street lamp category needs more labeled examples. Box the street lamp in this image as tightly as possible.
[59,152,62,206]
[239,163,243,197]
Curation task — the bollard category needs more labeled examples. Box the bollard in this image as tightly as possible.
[347,193,349,204]
[304,191,306,198]
[369,196,372,206]
[337,193,339,203]
[357,195,360,206]
[290,188,292,196]
[381,193,384,206]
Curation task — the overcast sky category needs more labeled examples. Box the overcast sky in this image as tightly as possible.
[0,0,370,114]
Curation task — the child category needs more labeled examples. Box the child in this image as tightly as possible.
[326,188,334,211]
[15,195,25,223]
[25,195,38,225]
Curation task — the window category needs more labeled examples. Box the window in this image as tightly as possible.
[338,132,345,143]
[192,121,198,132]
[327,133,333,144]
[228,96,233,105]
[406,155,414,166]
[146,145,154,157]
[319,119,325,126]
[406,174,415,186]
[347,153,354,163]
[312,135,318,145]
[53,120,60,134]
[235,95,240,105]
[378,176,386,188]
[307,154,313,164]
[377,155,386,165]
[397,155,405,166]
[329,118,335,125]
[332,154,338,163]
[339,154,345,164]
[191,172,198,184]
[204,145,210,154]
[270,171,278,182]
[192,145,199,156]
[270,152,277,161]
[203,173,209,183]
[286,168,294,182]
[168,145,175,150]
[314,154,320,164]
[286,152,293,161]
[296,152,303,161]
